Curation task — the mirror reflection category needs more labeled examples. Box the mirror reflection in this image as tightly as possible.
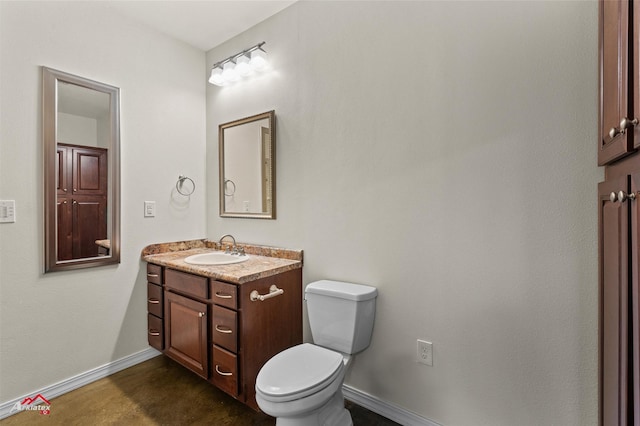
[43,67,120,272]
[219,111,275,219]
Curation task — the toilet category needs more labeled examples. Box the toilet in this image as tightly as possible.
[255,280,378,426]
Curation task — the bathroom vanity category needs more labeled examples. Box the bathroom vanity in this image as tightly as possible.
[142,239,303,410]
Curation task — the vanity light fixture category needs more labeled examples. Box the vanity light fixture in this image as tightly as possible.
[208,41,269,87]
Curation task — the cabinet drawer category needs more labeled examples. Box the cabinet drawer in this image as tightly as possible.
[147,283,163,317]
[212,281,237,309]
[147,264,163,284]
[165,269,209,300]
[212,305,238,353]
[212,345,238,397]
[148,313,163,350]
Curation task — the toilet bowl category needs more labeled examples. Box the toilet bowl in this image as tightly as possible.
[255,280,377,426]
[255,344,350,425]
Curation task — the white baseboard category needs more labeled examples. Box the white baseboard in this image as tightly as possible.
[343,384,441,426]
[0,347,161,420]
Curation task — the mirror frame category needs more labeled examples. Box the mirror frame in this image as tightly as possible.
[219,110,276,219]
[43,67,121,272]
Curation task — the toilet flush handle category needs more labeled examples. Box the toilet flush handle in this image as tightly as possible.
[250,285,284,302]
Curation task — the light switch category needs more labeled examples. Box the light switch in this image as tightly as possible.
[0,200,16,223]
[144,201,156,218]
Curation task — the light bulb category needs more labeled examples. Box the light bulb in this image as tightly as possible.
[250,49,268,71]
[222,62,239,83]
[235,54,252,77]
[208,67,225,86]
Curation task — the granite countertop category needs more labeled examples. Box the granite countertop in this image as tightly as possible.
[141,239,303,284]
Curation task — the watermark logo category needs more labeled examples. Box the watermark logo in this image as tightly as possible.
[10,393,51,415]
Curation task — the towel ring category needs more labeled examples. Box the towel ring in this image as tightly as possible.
[176,175,195,196]
[224,179,236,196]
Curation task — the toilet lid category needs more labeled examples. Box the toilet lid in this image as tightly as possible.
[256,343,344,402]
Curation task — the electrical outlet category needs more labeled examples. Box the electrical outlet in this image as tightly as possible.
[417,339,433,366]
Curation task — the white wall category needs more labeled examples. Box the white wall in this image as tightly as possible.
[58,113,97,147]
[0,1,206,402]
[206,2,602,425]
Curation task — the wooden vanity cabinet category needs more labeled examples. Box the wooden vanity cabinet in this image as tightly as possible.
[146,264,164,351]
[156,265,302,410]
[210,269,303,410]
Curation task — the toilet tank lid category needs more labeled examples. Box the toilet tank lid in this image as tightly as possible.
[305,280,377,301]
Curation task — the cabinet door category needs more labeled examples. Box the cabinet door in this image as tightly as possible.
[56,145,70,196]
[56,198,72,261]
[71,146,107,196]
[599,176,630,425]
[165,291,209,379]
[631,172,640,423]
[599,0,634,165]
[72,196,107,258]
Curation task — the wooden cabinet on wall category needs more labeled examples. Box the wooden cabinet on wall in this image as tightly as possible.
[599,0,640,165]
[599,2,640,424]
[56,143,108,260]
[150,264,302,410]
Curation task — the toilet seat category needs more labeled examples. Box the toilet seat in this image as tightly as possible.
[256,343,344,402]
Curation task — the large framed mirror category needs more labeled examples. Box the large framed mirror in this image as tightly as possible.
[219,110,275,219]
[43,67,120,272]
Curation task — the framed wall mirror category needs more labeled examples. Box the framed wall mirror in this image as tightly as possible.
[43,67,120,272]
[219,110,275,219]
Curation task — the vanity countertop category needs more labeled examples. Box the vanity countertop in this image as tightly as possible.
[141,239,303,284]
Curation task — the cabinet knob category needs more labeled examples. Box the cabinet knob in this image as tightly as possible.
[610,192,618,202]
[609,127,622,139]
[620,117,639,131]
[618,190,637,203]
[198,312,206,317]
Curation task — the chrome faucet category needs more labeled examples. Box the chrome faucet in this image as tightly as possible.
[219,234,237,254]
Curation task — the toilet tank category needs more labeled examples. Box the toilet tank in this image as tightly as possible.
[305,280,377,354]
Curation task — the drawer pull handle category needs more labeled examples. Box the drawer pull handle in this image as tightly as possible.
[147,273,159,278]
[250,285,284,302]
[149,330,160,336]
[198,312,206,318]
[148,298,160,304]
[215,365,233,376]
[215,292,233,299]
[215,325,233,334]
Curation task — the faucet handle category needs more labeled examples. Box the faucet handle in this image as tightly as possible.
[237,247,245,256]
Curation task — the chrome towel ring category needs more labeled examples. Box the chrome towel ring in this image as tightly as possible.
[176,175,195,196]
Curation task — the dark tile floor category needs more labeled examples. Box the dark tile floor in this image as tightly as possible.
[2,355,400,425]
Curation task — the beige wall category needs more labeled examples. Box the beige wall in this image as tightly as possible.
[0,1,205,402]
[206,2,602,425]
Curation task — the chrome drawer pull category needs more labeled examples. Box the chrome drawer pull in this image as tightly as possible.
[215,365,233,376]
[250,285,284,302]
[215,325,233,334]
[215,292,233,299]
[149,330,160,336]
[148,298,160,304]
[147,273,159,278]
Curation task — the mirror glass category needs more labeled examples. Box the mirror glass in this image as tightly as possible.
[43,67,120,272]
[219,110,275,219]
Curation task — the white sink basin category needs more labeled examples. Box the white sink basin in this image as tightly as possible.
[184,252,249,266]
